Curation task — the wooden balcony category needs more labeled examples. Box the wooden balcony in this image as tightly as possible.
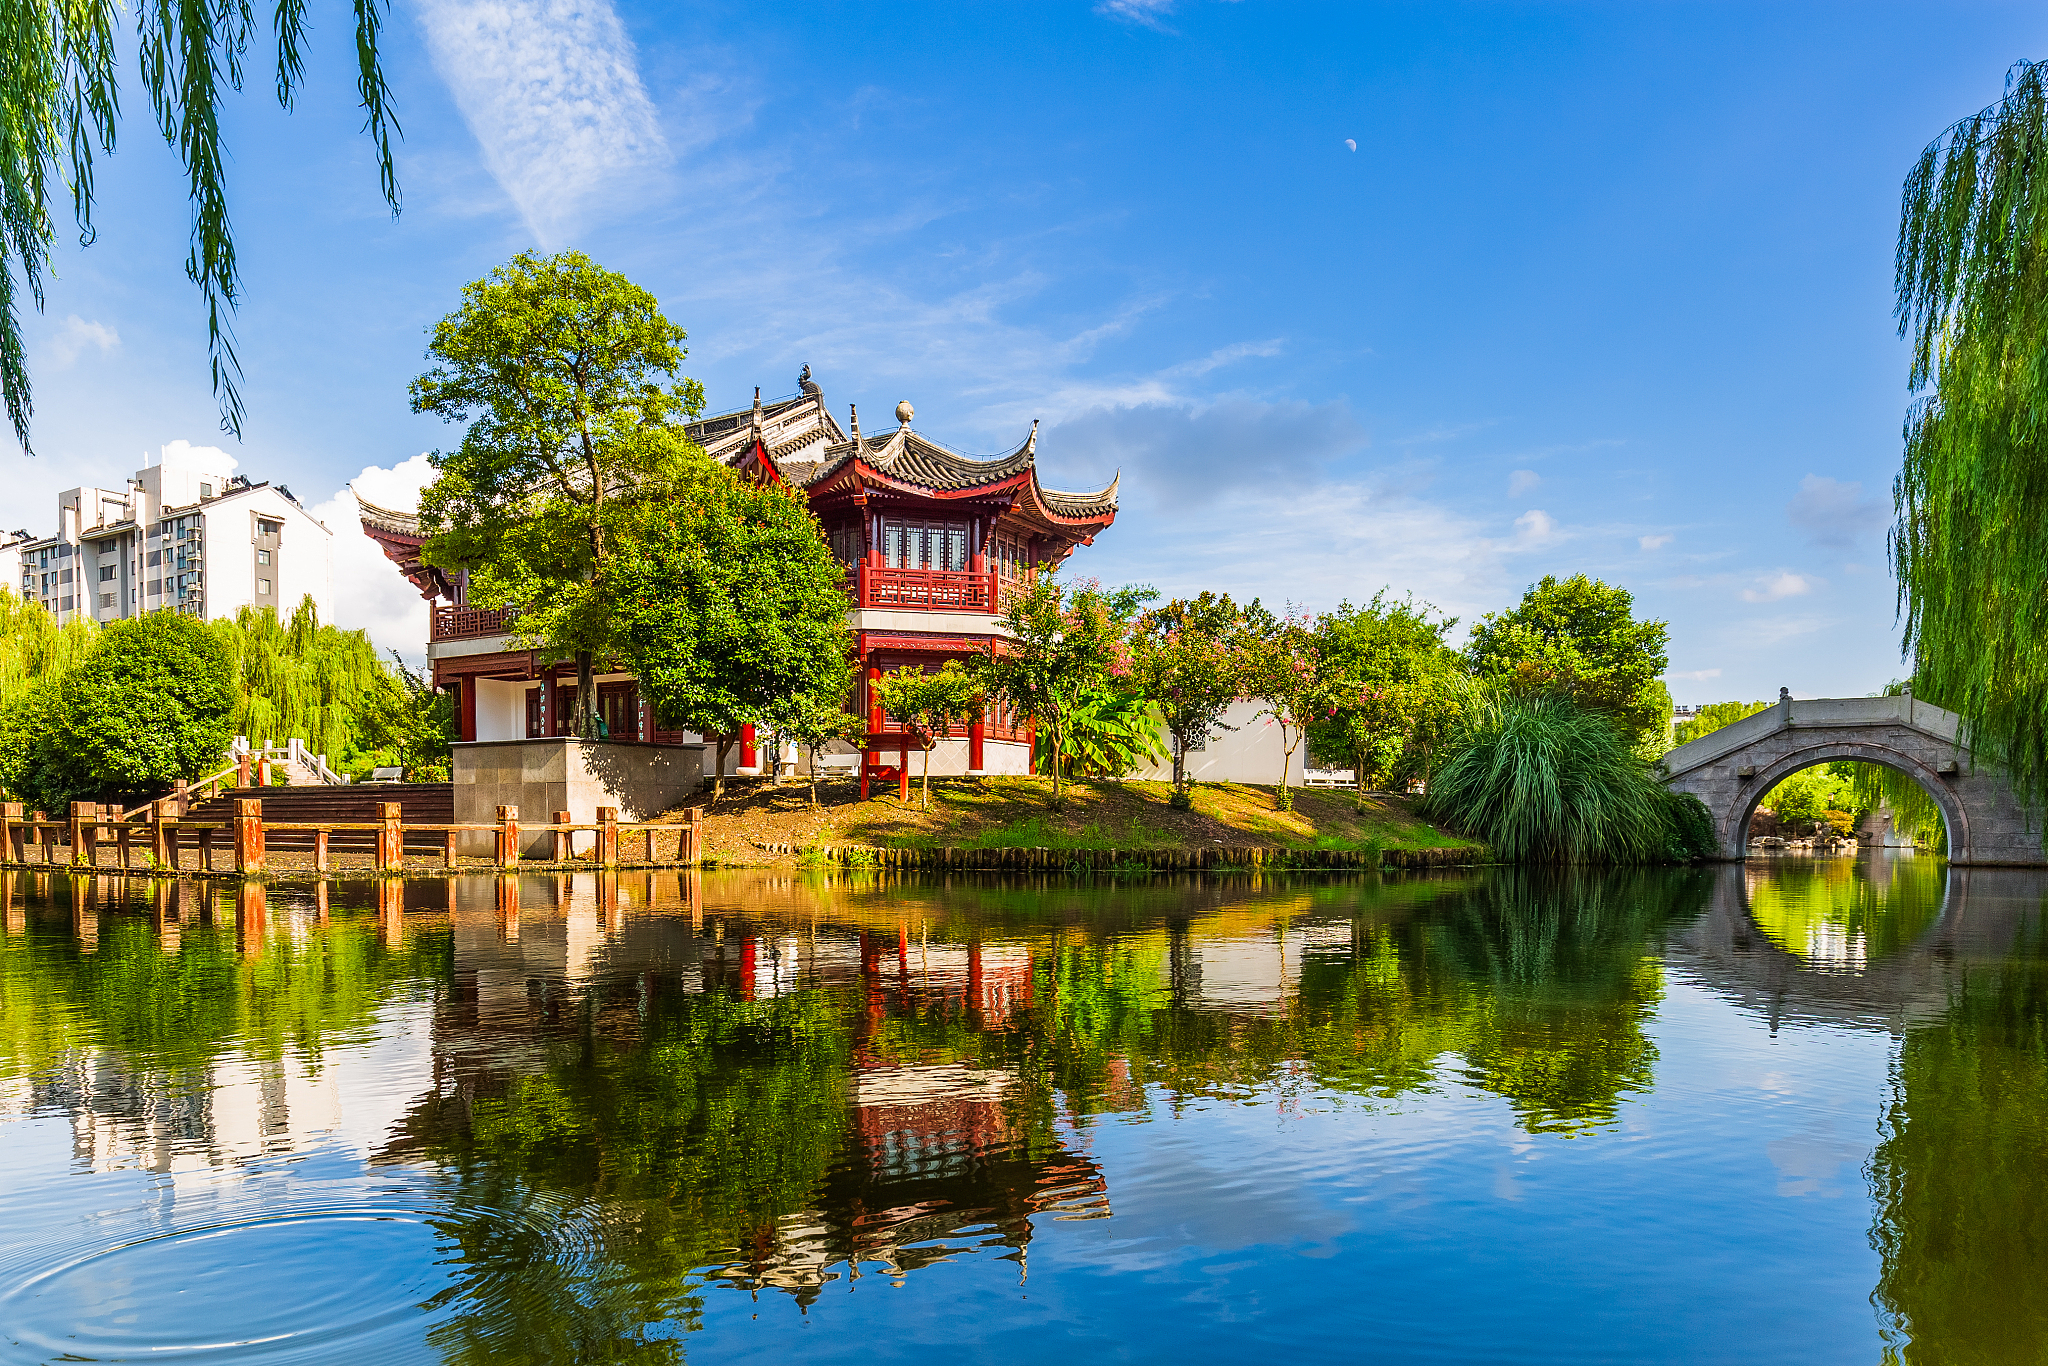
[853,563,998,613]
[432,604,517,641]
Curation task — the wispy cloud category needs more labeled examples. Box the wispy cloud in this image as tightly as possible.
[1507,508,1561,549]
[1508,469,1540,497]
[1786,474,1887,548]
[47,315,119,368]
[1742,570,1818,603]
[1667,668,1722,681]
[414,0,669,243]
[1097,0,1178,31]
[1639,533,1673,550]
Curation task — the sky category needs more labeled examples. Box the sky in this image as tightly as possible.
[4,0,2041,696]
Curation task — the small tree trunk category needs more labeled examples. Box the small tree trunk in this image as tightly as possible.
[1278,729,1297,812]
[922,738,933,809]
[713,737,736,803]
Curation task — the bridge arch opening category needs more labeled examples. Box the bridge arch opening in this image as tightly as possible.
[1733,743,1963,861]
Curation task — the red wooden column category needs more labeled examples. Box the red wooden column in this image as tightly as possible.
[862,664,882,799]
[1026,719,1038,774]
[968,709,986,771]
[740,723,756,770]
[458,677,478,742]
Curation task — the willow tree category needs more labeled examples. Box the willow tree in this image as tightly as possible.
[211,596,411,773]
[1895,61,2048,812]
[414,252,707,737]
[2,0,400,452]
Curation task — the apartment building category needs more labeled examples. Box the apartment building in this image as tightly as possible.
[4,447,332,625]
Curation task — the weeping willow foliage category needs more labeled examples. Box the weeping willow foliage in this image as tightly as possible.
[208,596,406,767]
[0,0,400,451]
[1423,691,1692,864]
[1846,763,1949,849]
[1895,60,2048,815]
[0,588,96,711]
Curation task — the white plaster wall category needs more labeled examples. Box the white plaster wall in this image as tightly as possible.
[1126,699,1296,786]
[473,677,528,742]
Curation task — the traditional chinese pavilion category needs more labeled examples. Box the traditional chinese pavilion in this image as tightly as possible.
[362,370,1119,798]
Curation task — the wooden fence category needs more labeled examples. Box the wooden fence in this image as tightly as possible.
[0,801,703,876]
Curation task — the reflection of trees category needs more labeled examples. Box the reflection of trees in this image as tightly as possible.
[1746,859,1945,969]
[1867,905,2048,1365]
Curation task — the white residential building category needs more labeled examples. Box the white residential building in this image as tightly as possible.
[5,447,332,626]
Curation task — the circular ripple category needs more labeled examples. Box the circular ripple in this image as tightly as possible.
[1,1208,452,1363]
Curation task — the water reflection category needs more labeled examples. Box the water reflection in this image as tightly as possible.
[1,862,2046,1362]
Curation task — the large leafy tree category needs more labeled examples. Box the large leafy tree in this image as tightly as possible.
[1,610,233,809]
[605,453,854,792]
[976,572,1146,811]
[1464,574,1670,749]
[1128,592,1242,809]
[3,0,400,452]
[1308,592,1463,803]
[1894,60,2048,811]
[414,251,706,736]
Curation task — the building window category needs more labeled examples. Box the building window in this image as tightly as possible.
[257,578,271,595]
[199,483,213,499]
[98,592,114,609]
[828,525,863,566]
[147,579,161,596]
[256,549,270,565]
[257,518,282,536]
[881,519,969,572]
[98,565,115,582]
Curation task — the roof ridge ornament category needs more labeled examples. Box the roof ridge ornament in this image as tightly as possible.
[750,387,763,443]
[848,403,862,451]
[896,400,914,427]
[799,364,820,397]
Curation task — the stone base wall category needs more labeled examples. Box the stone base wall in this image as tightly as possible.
[452,739,704,856]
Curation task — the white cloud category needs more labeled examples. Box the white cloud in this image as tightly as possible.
[307,454,440,664]
[1747,615,1830,646]
[1097,0,1177,30]
[1786,474,1886,548]
[148,438,240,473]
[1639,533,1673,551]
[1742,571,1818,603]
[1508,469,1540,497]
[1508,508,1560,548]
[1667,668,1722,681]
[47,315,119,369]
[414,0,669,243]
[1045,397,1364,510]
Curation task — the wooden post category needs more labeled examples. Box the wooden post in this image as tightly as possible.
[552,810,571,863]
[444,829,459,869]
[159,817,179,873]
[237,750,251,789]
[597,806,619,865]
[70,802,94,869]
[495,805,520,869]
[314,828,330,874]
[234,798,265,874]
[172,779,189,817]
[642,825,656,864]
[198,825,215,874]
[377,802,403,872]
[682,807,703,866]
[116,820,132,871]
[0,802,18,864]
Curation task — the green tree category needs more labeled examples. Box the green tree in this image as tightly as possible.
[414,251,706,737]
[1465,574,1671,749]
[760,667,863,812]
[2,610,233,809]
[975,572,1145,811]
[605,453,853,795]
[874,661,984,808]
[1672,699,1771,746]
[1308,592,1463,804]
[1239,602,1326,812]
[1893,61,2048,816]
[2,0,399,452]
[1128,593,1243,809]
[210,596,407,775]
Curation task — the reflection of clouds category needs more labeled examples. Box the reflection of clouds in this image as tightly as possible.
[1766,1125,1862,1198]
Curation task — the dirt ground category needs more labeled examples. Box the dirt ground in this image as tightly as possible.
[652,774,1476,865]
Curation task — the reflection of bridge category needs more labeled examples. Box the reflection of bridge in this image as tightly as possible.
[1665,862,2046,1031]
[1660,695,2046,865]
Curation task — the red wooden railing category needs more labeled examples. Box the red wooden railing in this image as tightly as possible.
[432,604,518,641]
[853,563,998,613]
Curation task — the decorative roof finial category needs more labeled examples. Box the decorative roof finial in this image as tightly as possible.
[1779,687,1791,703]
[849,403,862,448]
[799,364,819,397]
[896,400,914,427]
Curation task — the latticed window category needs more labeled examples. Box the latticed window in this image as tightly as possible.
[882,519,969,572]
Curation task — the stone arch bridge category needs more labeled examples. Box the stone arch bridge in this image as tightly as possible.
[1659,695,2047,866]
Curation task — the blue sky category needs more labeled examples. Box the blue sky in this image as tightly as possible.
[7,0,2041,692]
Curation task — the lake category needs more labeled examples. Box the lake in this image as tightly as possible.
[0,857,2039,1364]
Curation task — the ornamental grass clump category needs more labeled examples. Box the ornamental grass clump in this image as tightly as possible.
[1423,691,1673,864]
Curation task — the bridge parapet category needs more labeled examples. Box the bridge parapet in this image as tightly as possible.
[1659,696,2043,866]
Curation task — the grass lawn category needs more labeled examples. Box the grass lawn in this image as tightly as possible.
[677,775,1478,861]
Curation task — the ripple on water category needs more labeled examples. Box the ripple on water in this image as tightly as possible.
[0,1208,454,1364]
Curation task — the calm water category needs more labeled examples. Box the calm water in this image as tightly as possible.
[0,859,2041,1364]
